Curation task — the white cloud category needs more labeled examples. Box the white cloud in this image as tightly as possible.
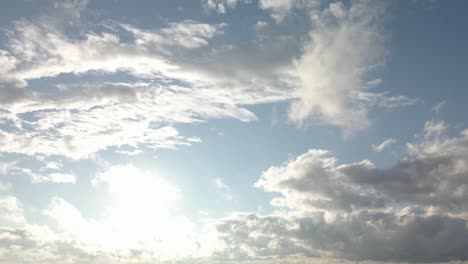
[0,195,26,227]
[121,20,225,49]
[0,80,282,158]
[259,0,318,22]
[0,18,292,159]
[255,149,385,212]
[372,137,396,152]
[3,120,468,263]
[6,20,175,81]
[0,160,75,184]
[41,161,62,171]
[254,21,269,31]
[0,182,11,193]
[407,120,468,159]
[202,0,246,14]
[289,1,414,133]
[41,173,76,184]
[424,119,448,139]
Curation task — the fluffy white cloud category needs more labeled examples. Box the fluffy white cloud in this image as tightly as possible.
[255,149,386,212]
[289,0,415,133]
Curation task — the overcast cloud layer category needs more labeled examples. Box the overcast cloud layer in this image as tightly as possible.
[1,0,467,263]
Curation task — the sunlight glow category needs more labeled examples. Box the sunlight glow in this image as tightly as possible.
[45,164,217,259]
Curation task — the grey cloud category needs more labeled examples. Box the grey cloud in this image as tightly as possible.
[343,153,468,213]
[0,86,29,105]
[215,213,317,259]
[256,149,387,212]
[244,122,468,262]
[257,125,468,214]
[216,211,468,262]
[0,228,37,250]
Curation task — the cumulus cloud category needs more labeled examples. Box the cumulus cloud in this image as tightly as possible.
[215,121,468,262]
[289,0,415,133]
[216,211,468,262]
[3,120,468,262]
[0,1,441,263]
[255,149,386,212]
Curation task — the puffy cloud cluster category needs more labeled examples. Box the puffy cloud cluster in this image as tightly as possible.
[216,121,468,262]
[0,17,291,159]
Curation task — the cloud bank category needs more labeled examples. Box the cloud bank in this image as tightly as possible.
[217,121,468,262]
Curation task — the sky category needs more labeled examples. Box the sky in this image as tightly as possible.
[1,0,468,263]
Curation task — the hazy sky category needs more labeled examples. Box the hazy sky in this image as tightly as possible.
[1,0,468,263]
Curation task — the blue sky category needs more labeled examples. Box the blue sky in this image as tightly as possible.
[1,0,468,263]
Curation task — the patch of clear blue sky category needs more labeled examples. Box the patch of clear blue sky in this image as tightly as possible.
[2,0,468,220]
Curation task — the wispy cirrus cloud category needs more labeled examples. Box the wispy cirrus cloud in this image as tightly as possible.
[372,137,396,152]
